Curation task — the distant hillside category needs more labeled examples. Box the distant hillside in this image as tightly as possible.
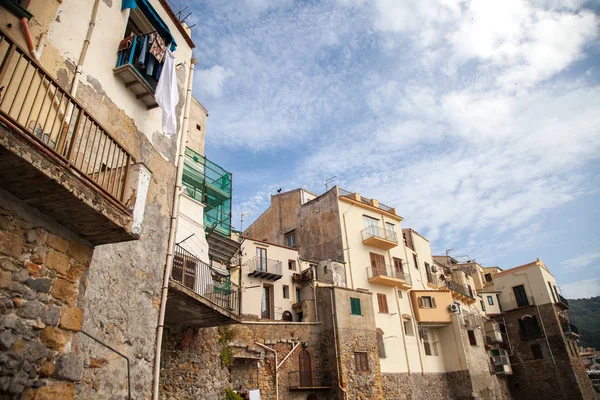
[568,296,600,350]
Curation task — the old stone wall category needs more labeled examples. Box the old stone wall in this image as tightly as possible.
[0,189,93,399]
[297,190,343,262]
[160,326,230,400]
[382,372,452,400]
[229,321,337,400]
[504,303,595,400]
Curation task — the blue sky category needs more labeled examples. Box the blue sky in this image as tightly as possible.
[181,0,600,299]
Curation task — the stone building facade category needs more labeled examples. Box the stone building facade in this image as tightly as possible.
[0,0,200,398]
[503,303,595,400]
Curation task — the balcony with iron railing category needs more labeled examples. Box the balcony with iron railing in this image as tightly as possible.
[338,188,397,215]
[426,268,438,288]
[288,370,332,391]
[361,226,398,250]
[166,245,240,327]
[556,293,570,310]
[247,256,283,281]
[0,28,139,245]
[444,280,476,303]
[562,322,580,337]
[366,264,412,289]
[499,296,537,312]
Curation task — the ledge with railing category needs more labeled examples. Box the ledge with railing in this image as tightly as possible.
[0,29,134,209]
[556,293,569,309]
[338,188,396,214]
[247,256,283,281]
[171,245,239,315]
[288,370,331,390]
[426,269,438,286]
[362,226,398,243]
[562,322,580,337]
[367,265,412,286]
[499,296,537,312]
[445,280,474,300]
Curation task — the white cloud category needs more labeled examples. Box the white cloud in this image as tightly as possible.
[561,252,600,272]
[195,65,234,98]
[187,0,600,268]
[561,278,600,299]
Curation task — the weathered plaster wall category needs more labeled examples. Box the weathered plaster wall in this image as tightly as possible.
[0,189,93,399]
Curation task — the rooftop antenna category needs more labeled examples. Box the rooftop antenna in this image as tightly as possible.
[240,211,251,232]
[325,176,336,192]
[445,248,453,256]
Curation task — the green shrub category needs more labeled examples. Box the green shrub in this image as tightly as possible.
[225,387,243,400]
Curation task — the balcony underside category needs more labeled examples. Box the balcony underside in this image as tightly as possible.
[248,270,282,281]
[368,275,411,289]
[450,290,476,304]
[555,302,569,310]
[165,280,241,328]
[362,236,397,250]
[113,64,159,110]
[0,123,137,245]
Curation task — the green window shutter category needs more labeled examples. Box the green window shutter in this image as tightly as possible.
[350,298,361,315]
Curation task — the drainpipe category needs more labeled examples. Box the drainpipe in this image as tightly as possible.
[71,0,101,96]
[330,288,348,400]
[19,18,46,60]
[151,57,197,400]
[514,272,555,365]
[393,288,411,374]
[255,342,279,400]
[341,204,355,290]
[407,290,426,375]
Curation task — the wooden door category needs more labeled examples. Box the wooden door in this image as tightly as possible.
[370,252,385,276]
[299,349,312,387]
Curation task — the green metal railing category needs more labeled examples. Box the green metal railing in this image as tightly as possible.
[182,147,232,237]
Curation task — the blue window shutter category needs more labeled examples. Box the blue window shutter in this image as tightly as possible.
[351,298,361,315]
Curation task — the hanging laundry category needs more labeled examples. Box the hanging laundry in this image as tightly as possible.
[150,33,167,63]
[154,49,178,135]
[138,35,149,66]
[147,54,156,77]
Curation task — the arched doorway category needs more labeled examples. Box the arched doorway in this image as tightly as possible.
[299,349,313,387]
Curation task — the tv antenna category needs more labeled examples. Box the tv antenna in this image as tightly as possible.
[240,211,251,232]
[445,248,453,256]
[325,176,336,192]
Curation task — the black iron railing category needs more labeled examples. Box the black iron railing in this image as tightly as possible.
[171,245,239,315]
[0,29,134,206]
[445,280,473,299]
[557,294,569,309]
[562,322,580,336]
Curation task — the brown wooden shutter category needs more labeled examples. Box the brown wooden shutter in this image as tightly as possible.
[431,297,437,308]
[418,297,424,308]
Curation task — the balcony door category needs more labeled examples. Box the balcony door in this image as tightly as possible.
[257,247,267,272]
[370,253,386,276]
[261,285,273,319]
[364,216,379,237]
[393,257,404,278]
[513,285,529,307]
[299,349,313,387]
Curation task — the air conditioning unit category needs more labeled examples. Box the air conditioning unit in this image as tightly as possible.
[448,304,459,313]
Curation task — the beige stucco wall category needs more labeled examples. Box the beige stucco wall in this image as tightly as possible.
[240,240,303,321]
[480,292,502,315]
[410,290,453,324]
[186,97,207,155]
[491,263,558,311]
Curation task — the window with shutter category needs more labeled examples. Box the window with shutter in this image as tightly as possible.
[377,293,388,313]
[531,343,543,359]
[418,297,424,308]
[468,330,477,346]
[431,297,437,308]
[350,297,361,316]
[355,352,369,371]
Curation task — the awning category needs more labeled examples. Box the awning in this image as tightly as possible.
[122,0,177,51]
